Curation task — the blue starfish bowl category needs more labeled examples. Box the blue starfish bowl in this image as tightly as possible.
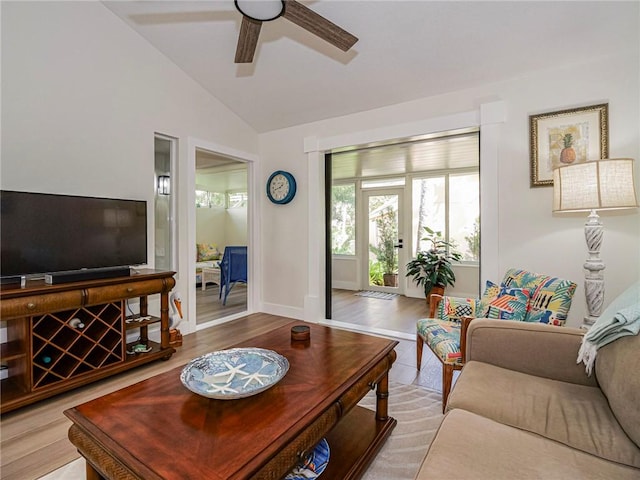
[180,348,289,399]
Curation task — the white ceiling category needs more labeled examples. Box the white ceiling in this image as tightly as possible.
[104,1,638,133]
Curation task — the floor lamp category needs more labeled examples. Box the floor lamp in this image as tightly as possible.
[553,158,638,328]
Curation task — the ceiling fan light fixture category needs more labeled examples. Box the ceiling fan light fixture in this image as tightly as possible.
[234,0,284,22]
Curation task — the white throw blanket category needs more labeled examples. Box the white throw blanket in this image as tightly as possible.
[577,282,640,375]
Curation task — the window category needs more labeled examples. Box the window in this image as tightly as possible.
[331,129,480,262]
[331,183,356,255]
[196,190,224,208]
[361,178,405,189]
[412,171,479,262]
[450,173,480,261]
[196,189,246,209]
[227,191,247,209]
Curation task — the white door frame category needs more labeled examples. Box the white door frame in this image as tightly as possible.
[184,138,259,334]
[304,100,505,324]
[361,188,405,294]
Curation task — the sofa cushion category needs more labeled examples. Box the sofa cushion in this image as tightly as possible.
[447,361,640,468]
[416,409,640,480]
[596,333,640,448]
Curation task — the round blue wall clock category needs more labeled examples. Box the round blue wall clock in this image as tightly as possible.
[266,170,297,204]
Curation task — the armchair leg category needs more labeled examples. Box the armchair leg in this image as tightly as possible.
[416,334,424,370]
[441,363,454,414]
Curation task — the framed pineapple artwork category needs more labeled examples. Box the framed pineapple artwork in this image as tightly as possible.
[529,103,608,187]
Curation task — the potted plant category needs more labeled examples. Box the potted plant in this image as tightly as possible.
[406,226,462,303]
[370,207,398,287]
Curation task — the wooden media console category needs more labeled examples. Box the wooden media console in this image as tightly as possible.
[0,269,176,414]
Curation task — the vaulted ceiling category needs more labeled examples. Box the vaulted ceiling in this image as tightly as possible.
[104,1,638,133]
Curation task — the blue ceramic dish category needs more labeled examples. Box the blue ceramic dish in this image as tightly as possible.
[180,348,289,400]
[285,438,330,480]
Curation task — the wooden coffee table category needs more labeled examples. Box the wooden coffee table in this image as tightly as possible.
[64,322,398,479]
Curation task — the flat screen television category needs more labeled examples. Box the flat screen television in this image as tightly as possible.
[1,190,147,278]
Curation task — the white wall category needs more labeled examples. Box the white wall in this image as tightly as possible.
[1,2,259,331]
[196,207,227,247]
[259,51,640,328]
[195,169,249,250]
[3,3,638,331]
[195,207,248,250]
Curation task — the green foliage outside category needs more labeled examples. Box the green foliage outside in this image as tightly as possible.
[369,206,398,275]
[369,260,384,286]
[464,217,480,261]
[331,184,356,255]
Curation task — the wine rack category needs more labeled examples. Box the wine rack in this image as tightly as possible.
[0,270,176,413]
[31,303,125,390]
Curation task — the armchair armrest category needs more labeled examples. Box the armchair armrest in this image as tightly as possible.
[428,293,443,317]
[465,319,597,386]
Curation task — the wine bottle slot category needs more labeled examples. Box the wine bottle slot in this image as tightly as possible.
[40,353,53,365]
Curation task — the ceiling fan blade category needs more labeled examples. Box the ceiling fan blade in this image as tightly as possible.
[235,16,262,63]
[283,0,358,52]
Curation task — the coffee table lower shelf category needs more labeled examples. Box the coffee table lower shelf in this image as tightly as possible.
[71,405,395,480]
[322,405,396,480]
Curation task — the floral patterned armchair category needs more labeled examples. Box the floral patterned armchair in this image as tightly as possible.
[417,268,577,411]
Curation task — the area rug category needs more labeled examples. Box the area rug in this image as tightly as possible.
[359,382,443,479]
[355,290,398,300]
[39,382,443,480]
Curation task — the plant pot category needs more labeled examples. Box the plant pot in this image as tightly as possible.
[426,285,445,305]
[383,273,398,287]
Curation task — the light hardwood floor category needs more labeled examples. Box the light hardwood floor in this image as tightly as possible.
[330,288,428,336]
[196,287,427,335]
[196,282,247,325]
[1,312,444,480]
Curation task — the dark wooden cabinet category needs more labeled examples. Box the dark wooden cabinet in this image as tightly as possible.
[0,270,176,414]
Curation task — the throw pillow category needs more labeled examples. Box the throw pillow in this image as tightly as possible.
[196,243,220,262]
[486,286,531,321]
[437,296,478,323]
[477,280,501,317]
[526,277,577,326]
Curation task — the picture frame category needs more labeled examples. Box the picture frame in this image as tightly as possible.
[529,103,608,187]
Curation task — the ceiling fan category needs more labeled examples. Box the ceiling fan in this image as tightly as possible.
[234,0,358,63]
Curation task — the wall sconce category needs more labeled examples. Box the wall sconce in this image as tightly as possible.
[157,175,171,196]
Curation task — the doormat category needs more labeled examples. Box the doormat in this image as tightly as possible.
[355,291,398,300]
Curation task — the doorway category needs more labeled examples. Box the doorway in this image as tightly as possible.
[327,128,481,335]
[194,149,248,326]
[154,134,176,272]
[363,188,405,295]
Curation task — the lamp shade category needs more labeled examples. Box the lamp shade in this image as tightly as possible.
[553,158,638,212]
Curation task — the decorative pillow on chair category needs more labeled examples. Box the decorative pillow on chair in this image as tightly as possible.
[485,286,531,321]
[196,243,220,262]
[526,277,577,326]
[436,296,478,323]
[476,279,504,317]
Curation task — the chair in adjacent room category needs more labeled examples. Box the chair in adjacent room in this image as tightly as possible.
[218,246,248,305]
[417,268,577,412]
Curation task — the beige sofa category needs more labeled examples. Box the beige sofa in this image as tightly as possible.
[416,319,640,479]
